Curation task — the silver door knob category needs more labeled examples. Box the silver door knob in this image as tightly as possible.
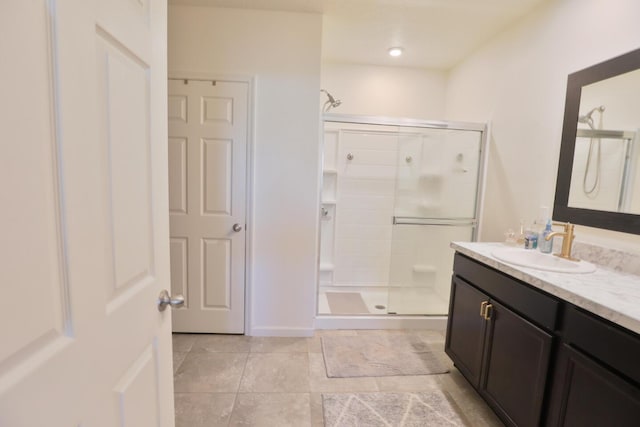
[233,223,243,232]
[158,290,185,312]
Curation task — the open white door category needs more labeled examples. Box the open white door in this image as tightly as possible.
[168,79,249,334]
[0,1,174,425]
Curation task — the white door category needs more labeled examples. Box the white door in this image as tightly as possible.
[0,1,174,426]
[168,79,249,334]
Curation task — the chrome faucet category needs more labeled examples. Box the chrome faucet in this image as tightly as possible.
[545,222,579,261]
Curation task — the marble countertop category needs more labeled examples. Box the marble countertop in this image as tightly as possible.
[451,241,640,336]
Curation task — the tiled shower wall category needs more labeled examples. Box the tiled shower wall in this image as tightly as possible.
[333,128,398,286]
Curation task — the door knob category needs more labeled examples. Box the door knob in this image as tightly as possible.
[157,290,185,312]
[233,223,243,232]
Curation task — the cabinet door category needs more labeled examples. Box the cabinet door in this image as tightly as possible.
[445,277,489,387]
[547,344,640,427]
[481,299,553,427]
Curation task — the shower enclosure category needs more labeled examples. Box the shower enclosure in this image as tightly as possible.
[317,115,486,320]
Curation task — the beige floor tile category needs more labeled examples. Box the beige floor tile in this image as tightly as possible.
[229,393,311,427]
[375,373,443,392]
[250,336,309,353]
[306,336,323,353]
[435,349,456,370]
[309,393,325,427]
[444,382,504,426]
[445,385,505,426]
[174,393,236,427]
[439,390,479,426]
[192,334,252,353]
[313,329,358,337]
[172,333,199,352]
[355,329,410,335]
[462,405,505,427]
[308,352,378,393]
[438,367,475,393]
[173,352,188,374]
[170,329,505,426]
[415,329,447,339]
[239,353,309,392]
[174,352,248,393]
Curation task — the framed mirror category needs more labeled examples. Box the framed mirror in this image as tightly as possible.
[554,47,640,234]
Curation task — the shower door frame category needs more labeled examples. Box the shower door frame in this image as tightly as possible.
[315,114,488,329]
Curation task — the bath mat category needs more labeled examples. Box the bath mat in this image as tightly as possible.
[326,292,370,314]
[322,391,467,427]
[321,334,449,378]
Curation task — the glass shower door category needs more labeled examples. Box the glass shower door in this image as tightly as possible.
[387,127,483,315]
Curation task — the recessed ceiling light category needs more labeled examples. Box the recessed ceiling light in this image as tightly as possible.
[388,47,403,57]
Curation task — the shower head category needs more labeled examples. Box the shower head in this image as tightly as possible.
[321,89,342,112]
[578,105,605,129]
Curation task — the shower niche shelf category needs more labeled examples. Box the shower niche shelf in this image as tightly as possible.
[322,171,337,203]
[413,265,436,274]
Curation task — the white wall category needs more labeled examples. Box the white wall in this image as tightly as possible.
[446,0,640,253]
[168,6,322,336]
[321,62,447,119]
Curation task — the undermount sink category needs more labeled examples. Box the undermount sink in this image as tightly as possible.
[491,247,596,274]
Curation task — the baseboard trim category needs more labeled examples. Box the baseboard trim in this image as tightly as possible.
[246,316,447,336]
[247,326,315,337]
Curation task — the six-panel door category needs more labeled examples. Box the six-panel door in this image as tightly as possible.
[168,79,249,333]
[0,0,174,425]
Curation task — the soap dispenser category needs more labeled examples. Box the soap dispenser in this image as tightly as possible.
[539,220,553,254]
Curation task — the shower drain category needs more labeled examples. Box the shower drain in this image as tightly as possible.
[374,304,386,310]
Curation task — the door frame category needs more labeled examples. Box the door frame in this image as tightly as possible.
[167,71,255,335]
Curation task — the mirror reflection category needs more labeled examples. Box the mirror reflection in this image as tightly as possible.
[567,67,640,214]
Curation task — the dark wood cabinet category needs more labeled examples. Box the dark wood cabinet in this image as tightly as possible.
[446,271,553,427]
[445,277,488,387]
[546,344,640,426]
[481,299,553,427]
[447,252,640,427]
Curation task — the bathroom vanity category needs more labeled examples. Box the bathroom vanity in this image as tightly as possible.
[445,242,640,427]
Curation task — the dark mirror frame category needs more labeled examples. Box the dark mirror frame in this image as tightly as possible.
[553,47,640,234]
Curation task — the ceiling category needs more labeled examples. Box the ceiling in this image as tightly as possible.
[169,0,549,70]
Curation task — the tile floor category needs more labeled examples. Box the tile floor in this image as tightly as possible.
[173,329,504,427]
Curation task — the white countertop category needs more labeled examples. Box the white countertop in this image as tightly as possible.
[451,241,640,336]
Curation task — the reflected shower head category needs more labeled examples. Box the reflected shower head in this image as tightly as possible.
[578,105,605,129]
[321,89,342,112]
